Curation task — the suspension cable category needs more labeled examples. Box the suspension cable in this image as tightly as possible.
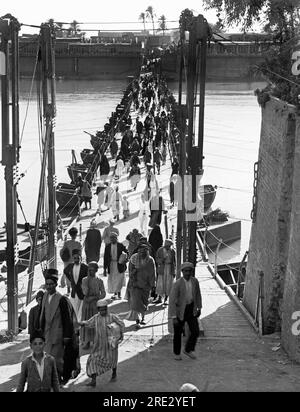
[20,39,40,146]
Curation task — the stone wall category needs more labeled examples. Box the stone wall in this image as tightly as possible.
[160,53,264,81]
[20,55,141,79]
[243,97,296,334]
[281,114,300,362]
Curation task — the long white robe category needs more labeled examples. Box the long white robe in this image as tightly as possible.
[107,243,125,293]
[138,200,150,236]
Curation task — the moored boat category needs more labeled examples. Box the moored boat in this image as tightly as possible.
[80,148,96,165]
[56,182,81,209]
[67,163,90,183]
[203,184,217,211]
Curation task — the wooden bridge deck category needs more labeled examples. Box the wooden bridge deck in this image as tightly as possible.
[196,263,256,339]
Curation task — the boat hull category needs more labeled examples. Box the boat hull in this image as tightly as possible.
[203,184,217,211]
[56,183,81,209]
[67,164,90,183]
[80,149,95,165]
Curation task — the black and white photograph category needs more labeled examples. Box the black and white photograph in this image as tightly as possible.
[0,0,300,397]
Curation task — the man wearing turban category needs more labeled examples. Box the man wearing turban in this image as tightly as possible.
[39,268,75,383]
[168,262,202,361]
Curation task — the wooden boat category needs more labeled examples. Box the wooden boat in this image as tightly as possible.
[80,148,95,165]
[56,183,81,209]
[90,134,107,151]
[203,184,217,211]
[0,225,48,269]
[67,163,90,183]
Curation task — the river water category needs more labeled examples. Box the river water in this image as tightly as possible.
[0,79,265,263]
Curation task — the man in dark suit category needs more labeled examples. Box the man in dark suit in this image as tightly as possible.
[168,262,202,361]
[39,269,74,383]
[104,231,128,300]
[63,249,88,322]
[28,290,44,340]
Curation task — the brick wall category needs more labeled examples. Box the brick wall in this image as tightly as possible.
[243,97,295,333]
[281,114,300,362]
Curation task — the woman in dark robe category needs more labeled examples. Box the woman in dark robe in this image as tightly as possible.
[110,138,118,159]
[99,155,110,182]
[148,224,163,258]
[84,219,102,263]
[128,164,141,191]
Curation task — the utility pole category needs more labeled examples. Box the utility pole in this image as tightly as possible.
[42,24,57,271]
[176,104,187,278]
[26,23,57,304]
[0,15,21,334]
[184,15,209,268]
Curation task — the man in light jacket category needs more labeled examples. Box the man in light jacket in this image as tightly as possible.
[168,262,202,361]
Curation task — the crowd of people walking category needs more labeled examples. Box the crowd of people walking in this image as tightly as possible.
[17,64,202,392]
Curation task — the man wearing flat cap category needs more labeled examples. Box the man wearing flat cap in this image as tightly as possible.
[39,268,75,383]
[168,262,202,361]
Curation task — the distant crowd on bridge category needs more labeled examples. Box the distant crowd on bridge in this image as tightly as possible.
[16,60,202,392]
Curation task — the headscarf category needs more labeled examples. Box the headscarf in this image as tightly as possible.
[130,244,150,268]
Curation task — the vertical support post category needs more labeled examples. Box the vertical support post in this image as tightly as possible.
[186,15,209,268]
[164,213,169,239]
[186,20,198,268]
[255,271,265,335]
[176,105,187,278]
[186,23,197,158]
[44,25,57,269]
[237,250,248,299]
[26,23,57,303]
[178,41,184,106]
[214,239,222,278]
[1,16,20,333]
[26,127,52,305]
[197,19,207,155]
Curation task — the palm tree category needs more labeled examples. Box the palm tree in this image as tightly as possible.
[158,15,167,37]
[69,20,81,36]
[146,6,156,35]
[139,12,146,32]
[46,18,64,37]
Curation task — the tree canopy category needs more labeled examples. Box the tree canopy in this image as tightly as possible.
[158,15,167,36]
[202,1,300,106]
[179,8,194,39]
[139,12,146,32]
[203,0,299,42]
[146,5,156,35]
